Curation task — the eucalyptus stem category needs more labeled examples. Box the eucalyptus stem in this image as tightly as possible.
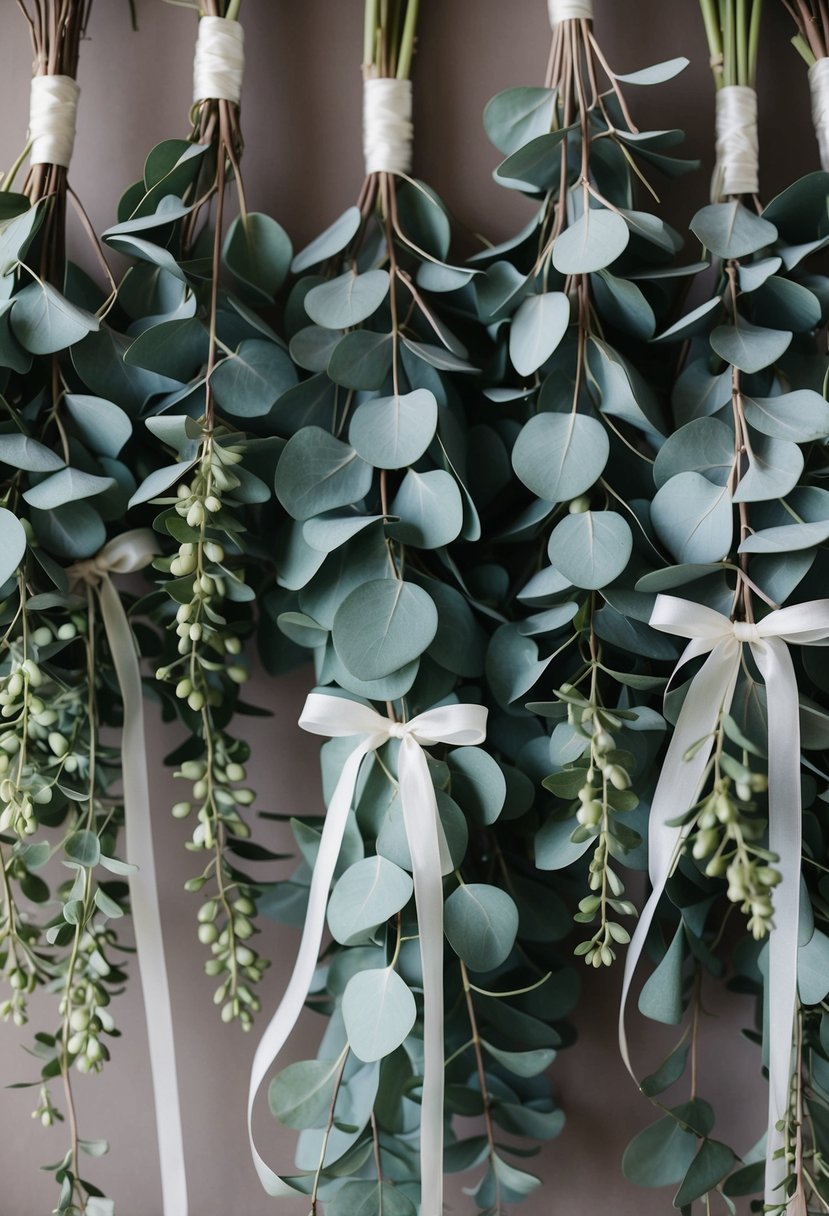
[700,0,725,84]
[396,0,419,78]
[747,0,763,81]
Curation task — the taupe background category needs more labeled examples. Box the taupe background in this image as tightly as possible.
[0,0,811,1211]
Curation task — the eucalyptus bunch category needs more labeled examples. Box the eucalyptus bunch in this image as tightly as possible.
[619,2,829,1210]
[105,0,296,1030]
[256,3,572,1211]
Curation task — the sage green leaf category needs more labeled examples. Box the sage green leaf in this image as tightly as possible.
[623,1116,698,1187]
[23,468,115,510]
[656,297,721,342]
[342,967,416,1062]
[674,1140,736,1206]
[396,179,451,260]
[64,395,131,458]
[799,929,829,1004]
[732,434,804,503]
[303,510,384,554]
[641,1044,690,1097]
[483,86,557,155]
[290,324,341,373]
[401,337,477,372]
[425,580,486,677]
[552,209,630,274]
[738,256,781,292]
[709,321,792,374]
[593,270,655,339]
[125,317,208,381]
[349,389,438,470]
[486,623,551,705]
[73,327,177,414]
[744,390,829,442]
[690,201,776,259]
[739,520,829,554]
[535,816,593,870]
[103,233,187,283]
[444,883,519,971]
[548,510,632,589]
[304,269,390,329]
[509,292,570,376]
[388,469,463,549]
[512,412,609,502]
[327,856,413,946]
[653,417,734,488]
[222,212,292,300]
[753,276,822,332]
[0,508,26,586]
[614,57,689,84]
[210,339,296,417]
[638,924,685,1024]
[651,472,733,564]
[328,330,392,390]
[275,427,372,521]
[129,458,196,508]
[11,282,99,354]
[587,338,663,442]
[332,579,438,680]
[495,130,570,192]
[30,502,105,559]
[0,434,64,472]
[448,747,506,826]
[481,1042,556,1078]
[326,1181,415,1216]
[619,207,683,252]
[277,611,327,649]
[377,789,467,872]
[145,415,202,453]
[673,360,732,426]
[269,1058,343,1129]
[0,202,42,275]
[65,830,100,867]
[291,206,362,274]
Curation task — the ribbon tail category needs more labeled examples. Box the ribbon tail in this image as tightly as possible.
[399,739,445,1216]
[619,645,740,1080]
[754,640,801,1210]
[247,736,378,1195]
[98,575,189,1216]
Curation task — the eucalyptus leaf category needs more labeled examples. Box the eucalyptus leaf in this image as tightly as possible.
[275,428,372,521]
[509,292,570,376]
[332,579,438,680]
[548,510,633,589]
[743,390,829,443]
[269,1058,343,1129]
[23,468,115,510]
[64,395,131,458]
[444,883,519,971]
[552,208,630,274]
[651,472,733,564]
[291,207,362,273]
[483,86,557,155]
[349,390,438,470]
[732,434,804,503]
[210,339,296,417]
[388,469,463,549]
[512,412,609,502]
[305,270,390,330]
[341,968,416,1062]
[327,857,413,947]
[223,211,292,300]
[0,434,65,473]
[328,330,393,390]
[690,201,776,259]
[0,508,26,586]
[709,321,792,375]
[11,281,99,354]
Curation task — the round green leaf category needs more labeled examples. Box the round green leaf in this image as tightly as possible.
[269,1058,343,1129]
[223,211,292,300]
[341,967,416,1062]
[484,86,557,156]
[732,434,804,503]
[304,269,390,330]
[509,292,570,376]
[709,321,792,375]
[0,434,64,473]
[690,201,777,260]
[744,390,829,443]
[11,282,98,354]
[64,395,131,458]
[210,339,297,417]
[327,857,413,947]
[30,501,105,559]
[653,417,734,489]
[548,510,632,589]
[651,471,733,564]
[349,389,438,470]
[326,1180,416,1216]
[328,330,393,391]
[552,209,630,274]
[448,748,506,826]
[291,206,362,274]
[0,507,26,586]
[65,830,101,868]
[388,469,463,549]
[23,468,115,510]
[512,412,609,502]
[275,427,372,521]
[444,883,519,972]
[332,579,438,680]
[623,1116,698,1187]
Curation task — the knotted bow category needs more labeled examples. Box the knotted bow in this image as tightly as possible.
[619,594,829,1208]
[248,692,488,1215]
[70,531,188,1216]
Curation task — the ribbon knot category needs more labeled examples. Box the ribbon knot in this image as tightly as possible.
[620,593,829,1208]
[249,692,488,1215]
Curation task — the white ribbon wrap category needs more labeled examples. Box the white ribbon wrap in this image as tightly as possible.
[548,0,593,24]
[712,84,759,200]
[29,75,80,169]
[619,595,829,1209]
[248,692,488,1214]
[809,58,829,172]
[363,77,413,176]
[193,15,244,105]
[70,532,188,1216]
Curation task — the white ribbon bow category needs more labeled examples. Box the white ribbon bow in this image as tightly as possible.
[248,692,488,1215]
[71,531,188,1216]
[619,594,829,1208]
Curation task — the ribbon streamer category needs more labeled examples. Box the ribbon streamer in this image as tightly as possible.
[29,75,80,168]
[712,84,759,200]
[70,532,189,1216]
[548,0,593,24]
[248,692,488,1215]
[619,594,829,1209]
[363,77,413,176]
[809,58,829,172]
[193,15,245,105]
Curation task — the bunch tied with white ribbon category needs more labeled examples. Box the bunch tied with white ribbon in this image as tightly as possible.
[363,77,413,176]
[712,84,759,199]
[29,74,80,169]
[193,14,245,105]
[69,531,188,1216]
[809,58,829,172]
[248,692,488,1216]
[619,594,829,1209]
[548,0,593,24]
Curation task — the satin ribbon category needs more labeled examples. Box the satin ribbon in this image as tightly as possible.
[193,15,245,105]
[548,0,593,25]
[70,531,188,1216]
[712,85,759,200]
[809,58,829,172]
[248,692,488,1214]
[29,75,80,168]
[619,594,829,1209]
[363,78,413,176]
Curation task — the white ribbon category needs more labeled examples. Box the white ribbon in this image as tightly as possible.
[712,84,759,200]
[619,594,829,1209]
[363,78,413,176]
[29,75,80,169]
[548,0,593,24]
[70,531,188,1216]
[809,58,829,172]
[193,15,245,105]
[248,692,488,1214]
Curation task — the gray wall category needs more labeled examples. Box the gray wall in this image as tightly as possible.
[0,1,810,1211]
